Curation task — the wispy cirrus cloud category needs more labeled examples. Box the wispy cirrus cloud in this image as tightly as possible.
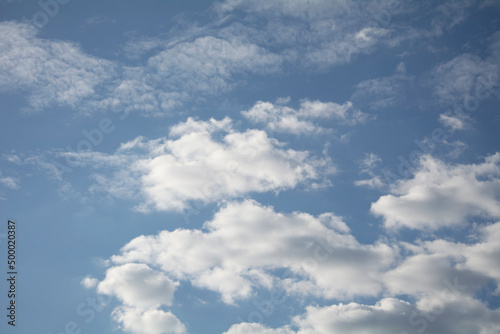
[0,21,116,112]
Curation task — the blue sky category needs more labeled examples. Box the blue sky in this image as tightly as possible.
[1,1,500,333]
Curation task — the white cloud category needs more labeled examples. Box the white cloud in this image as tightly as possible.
[0,175,20,189]
[91,201,500,333]
[225,295,500,334]
[351,62,412,110]
[431,30,500,112]
[354,153,385,189]
[107,200,394,303]
[0,21,116,112]
[371,153,500,230]
[389,221,500,295]
[111,307,187,334]
[242,100,369,135]
[148,36,282,96]
[223,323,294,334]
[214,0,428,70]
[86,117,333,212]
[80,276,98,289]
[439,113,468,131]
[0,23,281,117]
[96,264,186,334]
[97,263,179,309]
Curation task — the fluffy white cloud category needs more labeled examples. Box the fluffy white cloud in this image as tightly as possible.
[97,263,179,309]
[86,117,333,212]
[387,221,500,296]
[108,200,394,303]
[242,99,369,134]
[225,295,500,334]
[223,219,500,334]
[371,153,500,230]
[91,202,500,333]
[112,307,187,334]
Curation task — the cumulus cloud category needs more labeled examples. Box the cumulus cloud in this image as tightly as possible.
[97,263,179,309]
[95,263,186,334]
[387,221,500,296]
[106,200,393,303]
[228,295,500,334]
[84,117,333,212]
[91,202,500,333]
[371,153,500,230]
[112,307,187,334]
[241,99,369,134]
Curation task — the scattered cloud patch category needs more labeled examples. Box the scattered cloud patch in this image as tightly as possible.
[84,117,333,212]
[242,99,370,135]
[371,153,500,230]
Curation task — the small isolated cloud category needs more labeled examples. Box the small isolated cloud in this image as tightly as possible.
[84,117,333,212]
[354,153,385,189]
[0,175,20,190]
[242,99,370,135]
[371,153,500,230]
[80,276,98,289]
[439,113,470,131]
